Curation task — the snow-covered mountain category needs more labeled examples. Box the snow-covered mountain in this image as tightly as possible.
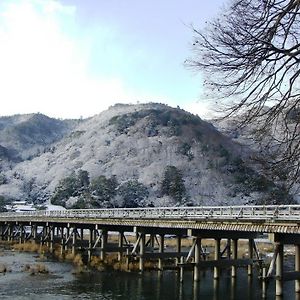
[0,113,78,161]
[0,103,292,207]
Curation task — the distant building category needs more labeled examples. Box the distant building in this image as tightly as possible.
[5,201,36,212]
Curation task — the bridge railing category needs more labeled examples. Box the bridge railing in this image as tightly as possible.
[0,205,300,221]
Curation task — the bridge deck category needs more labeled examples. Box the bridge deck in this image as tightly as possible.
[1,205,300,234]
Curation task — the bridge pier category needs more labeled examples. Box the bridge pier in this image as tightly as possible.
[80,228,84,246]
[158,234,164,270]
[231,239,238,278]
[71,228,77,255]
[194,237,201,281]
[176,235,182,265]
[275,243,284,296]
[0,224,3,240]
[7,224,12,241]
[88,228,93,262]
[100,229,108,261]
[18,225,24,244]
[296,245,300,293]
[50,226,54,253]
[248,238,254,276]
[46,225,51,248]
[117,231,124,261]
[139,233,145,272]
[228,238,231,259]
[65,227,70,251]
[214,238,221,279]
[60,226,65,255]
[31,224,37,242]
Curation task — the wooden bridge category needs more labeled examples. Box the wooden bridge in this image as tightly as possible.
[1,205,300,297]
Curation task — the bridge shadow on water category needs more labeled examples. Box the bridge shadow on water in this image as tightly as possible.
[66,266,296,300]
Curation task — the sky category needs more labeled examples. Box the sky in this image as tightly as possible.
[0,0,224,119]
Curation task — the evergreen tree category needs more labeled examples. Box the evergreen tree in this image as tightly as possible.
[118,180,149,208]
[161,166,186,203]
[90,175,118,207]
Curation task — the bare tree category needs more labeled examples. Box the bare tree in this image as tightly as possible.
[187,0,300,188]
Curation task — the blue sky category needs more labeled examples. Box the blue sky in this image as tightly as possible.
[0,0,224,119]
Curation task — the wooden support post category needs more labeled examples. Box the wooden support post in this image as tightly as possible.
[2,224,6,241]
[46,226,51,248]
[88,228,93,262]
[80,228,84,249]
[0,225,4,241]
[194,237,201,281]
[72,229,77,255]
[94,229,97,244]
[64,227,70,251]
[248,238,254,276]
[100,230,107,261]
[296,245,300,293]
[19,225,23,244]
[117,231,123,260]
[180,256,184,283]
[176,235,182,265]
[150,234,155,248]
[158,234,164,270]
[276,243,284,296]
[50,227,54,253]
[40,226,45,246]
[139,233,145,272]
[227,238,231,259]
[7,225,12,242]
[214,238,221,279]
[33,225,37,241]
[231,239,238,278]
[60,227,65,255]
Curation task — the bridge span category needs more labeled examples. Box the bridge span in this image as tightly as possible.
[1,205,300,297]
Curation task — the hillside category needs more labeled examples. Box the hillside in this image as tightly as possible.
[0,103,291,208]
[0,113,77,162]
[214,111,300,203]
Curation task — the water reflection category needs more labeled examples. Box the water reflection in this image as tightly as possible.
[213,279,219,300]
[193,282,199,300]
[156,271,162,300]
[247,276,253,299]
[231,277,236,300]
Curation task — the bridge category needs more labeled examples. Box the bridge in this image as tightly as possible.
[1,205,300,297]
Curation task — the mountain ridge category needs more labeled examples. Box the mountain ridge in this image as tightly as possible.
[0,103,293,207]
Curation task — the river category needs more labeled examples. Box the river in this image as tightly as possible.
[0,245,298,299]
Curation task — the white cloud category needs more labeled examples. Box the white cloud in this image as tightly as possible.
[181,100,216,119]
[0,0,211,119]
[0,0,136,118]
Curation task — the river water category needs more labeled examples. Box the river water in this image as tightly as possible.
[0,246,297,299]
